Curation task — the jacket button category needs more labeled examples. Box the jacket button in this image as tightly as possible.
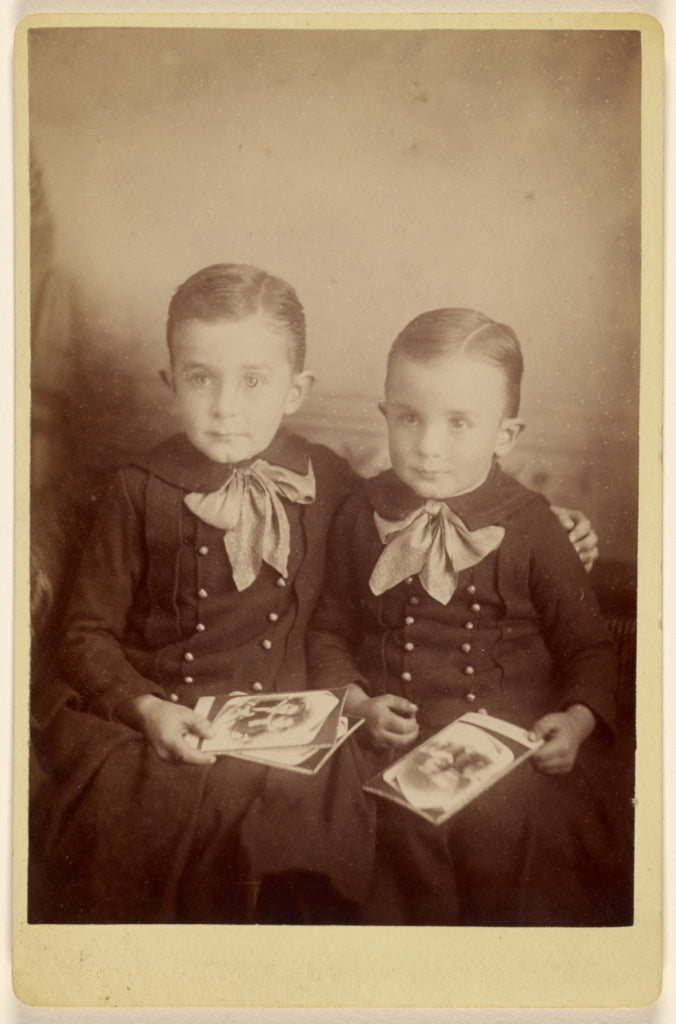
[465,692,477,703]
[184,652,194,662]
[169,693,179,702]
[184,676,194,684]
[461,643,471,654]
[268,612,279,622]
[262,639,272,650]
[405,577,414,586]
[464,622,474,630]
[467,584,477,595]
[198,588,208,599]
[198,546,209,556]
[276,578,287,588]
[252,681,264,692]
[401,671,412,682]
[404,641,415,652]
[196,622,206,632]
[464,666,475,676]
[410,596,420,606]
[478,707,488,715]
[405,616,415,626]
[470,603,481,613]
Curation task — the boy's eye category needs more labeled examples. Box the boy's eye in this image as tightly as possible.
[186,371,211,388]
[244,373,261,389]
[398,412,418,425]
[449,417,467,430]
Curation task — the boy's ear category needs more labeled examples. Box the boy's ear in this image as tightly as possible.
[284,370,315,415]
[494,418,525,458]
[159,368,175,393]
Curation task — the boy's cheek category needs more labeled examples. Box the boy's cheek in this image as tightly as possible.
[388,428,407,453]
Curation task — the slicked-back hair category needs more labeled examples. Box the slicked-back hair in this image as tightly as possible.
[166,263,306,371]
[386,307,523,417]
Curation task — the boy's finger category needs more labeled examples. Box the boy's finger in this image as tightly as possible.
[385,695,418,716]
[552,507,575,530]
[172,736,217,765]
[534,742,568,767]
[575,534,599,559]
[568,523,588,543]
[577,545,599,566]
[573,524,597,546]
[384,728,418,748]
[180,749,218,766]
[183,712,216,739]
[533,743,569,765]
[384,714,418,736]
[530,715,559,741]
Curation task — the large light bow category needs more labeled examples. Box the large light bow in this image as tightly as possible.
[369,500,504,605]
[184,459,316,591]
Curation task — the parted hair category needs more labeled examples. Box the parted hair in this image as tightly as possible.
[386,307,524,418]
[166,263,306,371]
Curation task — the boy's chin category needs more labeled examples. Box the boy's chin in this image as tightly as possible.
[399,473,455,501]
[398,469,484,501]
[188,432,268,465]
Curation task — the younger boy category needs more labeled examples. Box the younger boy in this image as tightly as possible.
[307,307,629,925]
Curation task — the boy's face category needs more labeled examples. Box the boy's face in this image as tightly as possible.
[381,353,522,500]
[168,312,311,464]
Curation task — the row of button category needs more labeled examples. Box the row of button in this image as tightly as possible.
[399,578,481,704]
[462,581,479,701]
[260,584,285,653]
[180,570,289,688]
[401,581,415,689]
[399,579,416,688]
[169,677,266,703]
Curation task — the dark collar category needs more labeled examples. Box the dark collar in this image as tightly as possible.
[129,429,312,493]
[364,460,538,530]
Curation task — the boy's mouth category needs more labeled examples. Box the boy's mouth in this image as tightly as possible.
[414,468,448,480]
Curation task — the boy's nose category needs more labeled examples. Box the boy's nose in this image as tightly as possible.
[210,379,239,418]
[416,423,445,458]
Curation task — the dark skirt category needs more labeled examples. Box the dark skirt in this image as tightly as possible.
[29,686,376,925]
[358,734,634,927]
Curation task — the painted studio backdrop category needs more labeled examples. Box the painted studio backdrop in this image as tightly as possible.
[28,27,640,583]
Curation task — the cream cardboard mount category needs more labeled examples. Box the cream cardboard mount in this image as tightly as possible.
[12,9,663,1010]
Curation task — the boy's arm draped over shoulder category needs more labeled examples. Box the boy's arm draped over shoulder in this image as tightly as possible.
[58,467,166,720]
[520,496,617,735]
[306,489,371,693]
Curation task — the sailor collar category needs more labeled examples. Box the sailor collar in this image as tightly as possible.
[130,429,312,494]
[364,460,538,531]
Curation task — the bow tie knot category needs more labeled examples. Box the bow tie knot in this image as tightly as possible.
[184,459,315,591]
[369,499,504,605]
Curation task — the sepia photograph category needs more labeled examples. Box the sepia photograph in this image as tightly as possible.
[12,9,662,1011]
[379,719,523,822]
[198,689,342,751]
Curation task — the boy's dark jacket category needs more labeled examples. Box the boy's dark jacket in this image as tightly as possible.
[52,430,356,720]
[30,430,375,923]
[304,464,630,928]
[308,461,617,737]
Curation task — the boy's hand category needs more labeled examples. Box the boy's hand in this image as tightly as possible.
[550,506,599,573]
[353,694,419,750]
[117,694,218,766]
[528,704,596,775]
